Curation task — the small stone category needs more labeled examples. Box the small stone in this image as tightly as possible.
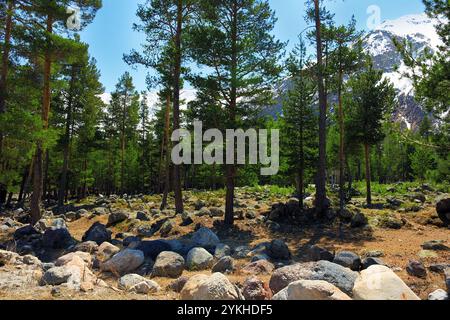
[406,260,427,278]
[361,257,386,270]
[136,211,150,221]
[305,245,334,262]
[241,260,275,275]
[168,276,190,293]
[96,242,120,263]
[242,276,272,300]
[159,220,174,237]
[212,256,235,273]
[428,289,448,301]
[118,274,160,294]
[429,263,450,274]
[233,246,251,259]
[215,244,232,259]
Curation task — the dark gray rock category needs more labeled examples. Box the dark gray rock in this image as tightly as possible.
[136,211,150,221]
[361,257,386,269]
[268,240,291,260]
[212,256,235,273]
[305,245,334,262]
[429,263,450,274]
[42,228,74,249]
[135,240,172,260]
[333,251,361,271]
[406,260,427,278]
[422,240,449,251]
[82,222,111,245]
[107,211,129,226]
[13,225,40,240]
[214,244,232,259]
[123,236,141,247]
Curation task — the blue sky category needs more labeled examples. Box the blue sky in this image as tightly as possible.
[79,0,426,92]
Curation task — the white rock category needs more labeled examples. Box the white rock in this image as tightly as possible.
[353,265,420,300]
[181,273,240,300]
[101,249,145,275]
[275,280,352,300]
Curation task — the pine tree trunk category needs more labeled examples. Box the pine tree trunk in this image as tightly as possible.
[31,15,53,224]
[171,0,184,214]
[225,1,239,226]
[0,0,14,155]
[161,95,171,210]
[338,69,345,212]
[58,66,75,210]
[364,143,372,206]
[43,149,49,203]
[313,0,328,215]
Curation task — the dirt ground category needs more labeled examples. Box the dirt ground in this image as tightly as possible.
[0,197,448,300]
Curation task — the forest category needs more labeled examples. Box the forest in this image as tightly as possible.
[0,0,449,302]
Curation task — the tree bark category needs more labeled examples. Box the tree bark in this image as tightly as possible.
[171,0,184,214]
[338,69,345,212]
[313,0,328,215]
[31,14,53,224]
[364,143,372,206]
[58,66,76,210]
[161,95,171,210]
[224,0,239,226]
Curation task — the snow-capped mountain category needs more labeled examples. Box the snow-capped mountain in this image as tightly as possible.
[364,13,443,130]
[265,13,443,131]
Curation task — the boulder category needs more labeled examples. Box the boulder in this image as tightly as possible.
[305,245,334,262]
[56,252,92,267]
[353,265,420,300]
[272,280,351,300]
[269,261,358,295]
[406,260,427,278]
[422,240,449,251]
[152,251,185,278]
[96,242,120,263]
[241,260,275,275]
[333,251,361,271]
[242,276,272,300]
[13,225,39,240]
[41,266,80,287]
[233,246,251,259]
[100,249,145,275]
[212,256,235,273]
[82,222,111,245]
[180,273,241,300]
[75,241,98,253]
[118,274,160,294]
[42,228,75,249]
[186,247,214,271]
[214,244,232,259]
[107,211,129,226]
[267,240,290,260]
[190,227,220,249]
[135,240,172,260]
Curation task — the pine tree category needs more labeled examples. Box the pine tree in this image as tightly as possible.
[345,64,396,206]
[189,0,284,226]
[282,37,317,209]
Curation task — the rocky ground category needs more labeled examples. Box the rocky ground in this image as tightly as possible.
[0,184,449,300]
